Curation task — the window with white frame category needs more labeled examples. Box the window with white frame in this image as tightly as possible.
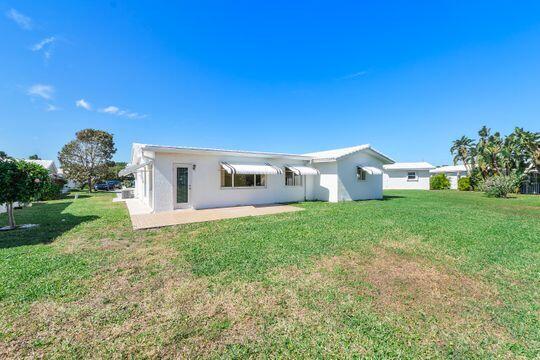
[407,171,417,181]
[285,168,302,186]
[220,169,266,188]
[357,167,367,181]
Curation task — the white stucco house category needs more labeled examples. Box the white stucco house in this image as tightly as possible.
[26,159,58,175]
[430,164,468,189]
[383,162,435,190]
[57,168,79,191]
[119,143,395,213]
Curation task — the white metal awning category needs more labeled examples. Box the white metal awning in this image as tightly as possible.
[119,160,153,177]
[220,162,284,175]
[285,165,319,176]
[358,166,383,175]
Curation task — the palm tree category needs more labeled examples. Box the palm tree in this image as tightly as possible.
[450,136,475,174]
[475,126,492,179]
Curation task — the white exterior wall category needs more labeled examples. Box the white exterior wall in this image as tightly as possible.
[311,162,338,202]
[383,170,431,190]
[447,172,461,190]
[336,152,384,201]
[150,152,313,212]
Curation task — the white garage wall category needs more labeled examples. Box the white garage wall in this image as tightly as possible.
[311,161,338,202]
[383,170,431,190]
[152,152,313,211]
[336,151,384,201]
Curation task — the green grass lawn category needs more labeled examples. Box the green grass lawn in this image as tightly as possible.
[0,191,539,358]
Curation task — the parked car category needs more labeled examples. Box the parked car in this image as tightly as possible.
[106,180,122,189]
[94,180,122,191]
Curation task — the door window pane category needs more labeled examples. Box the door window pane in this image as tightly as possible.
[176,167,188,203]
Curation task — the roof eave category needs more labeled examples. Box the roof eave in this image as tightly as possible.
[141,145,312,161]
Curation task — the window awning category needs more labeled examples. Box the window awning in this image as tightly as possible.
[220,162,283,175]
[285,165,319,176]
[119,160,153,177]
[358,166,383,175]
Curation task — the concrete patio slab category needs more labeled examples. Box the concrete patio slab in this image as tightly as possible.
[128,203,303,230]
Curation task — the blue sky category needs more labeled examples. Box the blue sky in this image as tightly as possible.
[1,1,540,164]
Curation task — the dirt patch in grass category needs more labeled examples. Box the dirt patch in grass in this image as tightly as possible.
[319,245,513,351]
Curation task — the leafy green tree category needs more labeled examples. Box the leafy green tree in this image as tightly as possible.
[106,161,134,181]
[28,154,41,160]
[58,129,116,192]
[453,126,539,180]
[0,159,50,229]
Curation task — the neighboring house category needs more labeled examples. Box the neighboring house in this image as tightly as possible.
[119,143,394,213]
[26,159,58,176]
[57,168,79,191]
[383,162,435,190]
[430,164,468,189]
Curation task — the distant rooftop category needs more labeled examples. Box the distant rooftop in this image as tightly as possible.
[430,164,468,173]
[383,162,435,170]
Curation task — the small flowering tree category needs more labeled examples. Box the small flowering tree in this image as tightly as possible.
[0,157,50,229]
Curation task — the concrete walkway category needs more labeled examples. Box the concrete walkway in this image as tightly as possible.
[127,203,303,230]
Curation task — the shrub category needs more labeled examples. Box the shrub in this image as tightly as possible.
[430,174,451,190]
[38,178,66,201]
[469,169,483,191]
[458,176,471,191]
[479,174,520,198]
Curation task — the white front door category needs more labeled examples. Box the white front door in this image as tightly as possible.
[174,164,192,209]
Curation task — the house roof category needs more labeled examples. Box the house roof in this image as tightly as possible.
[304,144,395,164]
[139,143,312,160]
[383,162,435,171]
[26,159,57,173]
[430,164,468,174]
[135,143,394,163]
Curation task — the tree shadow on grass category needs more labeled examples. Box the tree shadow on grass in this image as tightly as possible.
[0,201,98,248]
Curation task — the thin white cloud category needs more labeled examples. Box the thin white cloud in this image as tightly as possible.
[101,105,119,114]
[31,37,55,51]
[339,71,369,80]
[27,84,54,100]
[76,99,91,110]
[31,37,56,59]
[100,105,146,119]
[45,104,59,112]
[6,8,32,30]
